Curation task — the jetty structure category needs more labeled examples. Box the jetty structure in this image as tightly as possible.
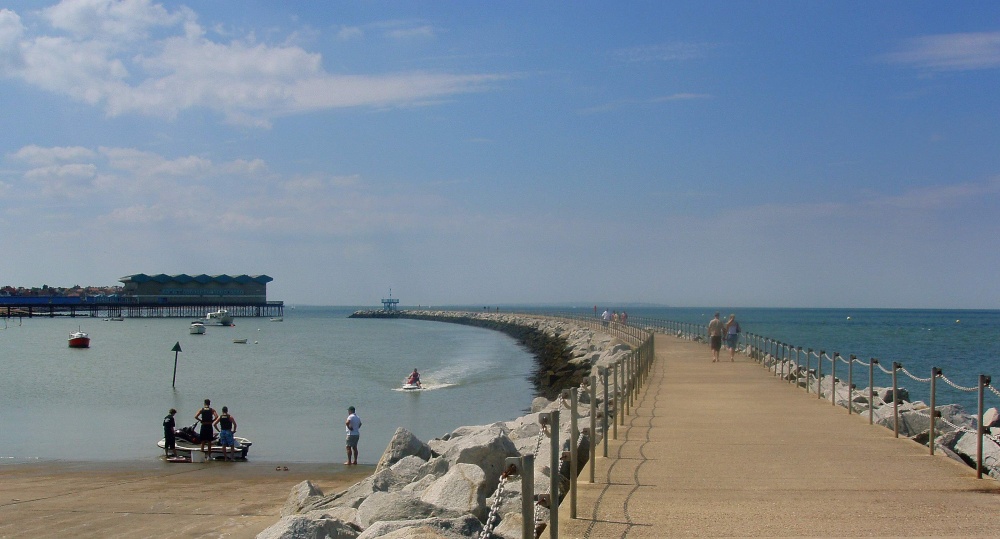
[0,273,282,319]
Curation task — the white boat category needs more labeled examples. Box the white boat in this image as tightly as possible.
[233,338,248,344]
[202,309,234,326]
[270,317,283,322]
[189,321,206,334]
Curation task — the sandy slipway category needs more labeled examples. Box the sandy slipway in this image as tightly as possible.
[259,311,634,538]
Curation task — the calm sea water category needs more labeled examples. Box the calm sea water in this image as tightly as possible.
[3,306,999,465]
[0,307,535,464]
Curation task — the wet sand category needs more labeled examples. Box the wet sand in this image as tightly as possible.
[0,460,372,539]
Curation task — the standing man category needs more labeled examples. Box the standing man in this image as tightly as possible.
[345,405,362,465]
[214,406,238,461]
[707,311,724,363]
[162,408,177,457]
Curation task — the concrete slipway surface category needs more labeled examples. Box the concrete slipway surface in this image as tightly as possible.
[558,333,1000,538]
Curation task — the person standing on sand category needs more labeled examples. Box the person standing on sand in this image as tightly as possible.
[707,312,724,362]
[162,408,177,457]
[345,405,362,465]
[196,399,218,457]
[214,406,238,461]
[725,313,741,362]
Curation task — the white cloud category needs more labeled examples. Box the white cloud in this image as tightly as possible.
[10,145,97,165]
[1,1,502,126]
[884,31,1000,71]
[336,25,364,41]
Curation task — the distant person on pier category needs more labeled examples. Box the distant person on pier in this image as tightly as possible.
[195,399,218,457]
[345,405,362,465]
[602,309,610,327]
[214,406,238,461]
[707,312,724,362]
[725,313,741,361]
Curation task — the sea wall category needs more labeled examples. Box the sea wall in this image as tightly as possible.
[259,311,634,538]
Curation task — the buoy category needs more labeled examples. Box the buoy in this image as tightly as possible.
[956,320,960,323]
[846,316,851,320]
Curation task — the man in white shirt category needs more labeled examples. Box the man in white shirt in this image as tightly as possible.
[344,406,362,465]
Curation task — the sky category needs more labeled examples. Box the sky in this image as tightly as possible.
[2,1,999,309]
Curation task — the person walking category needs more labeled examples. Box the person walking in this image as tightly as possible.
[162,408,177,457]
[195,399,218,458]
[725,313,741,361]
[707,312,724,362]
[345,405,362,465]
[214,406,238,461]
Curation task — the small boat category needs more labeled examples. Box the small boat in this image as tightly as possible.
[190,321,206,334]
[233,338,248,344]
[202,309,234,326]
[110,316,125,321]
[68,329,90,348]
[270,317,283,322]
[158,424,252,461]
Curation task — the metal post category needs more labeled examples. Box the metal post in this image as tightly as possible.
[612,362,620,437]
[892,362,900,438]
[522,454,534,539]
[549,409,559,537]
[806,349,812,394]
[817,351,824,400]
[930,368,940,455]
[589,374,596,483]
[977,375,989,479]
[601,368,609,457]
[869,359,876,425]
[832,353,839,406]
[848,355,855,415]
[569,388,578,519]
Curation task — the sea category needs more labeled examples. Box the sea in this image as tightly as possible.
[2,306,999,465]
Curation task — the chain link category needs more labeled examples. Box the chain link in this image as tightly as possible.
[939,374,979,392]
[479,465,516,539]
[988,384,1000,399]
[898,367,933,383]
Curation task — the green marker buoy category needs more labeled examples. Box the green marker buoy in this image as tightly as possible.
[171,342,182,388]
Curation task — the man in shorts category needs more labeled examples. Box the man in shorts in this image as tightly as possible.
[345,406,362,465]
[162,408,177,457]
[707,311,724,362]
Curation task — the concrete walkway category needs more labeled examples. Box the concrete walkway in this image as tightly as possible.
[558,333,1000,538]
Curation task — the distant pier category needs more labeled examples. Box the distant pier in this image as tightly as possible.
[0,297,283,319]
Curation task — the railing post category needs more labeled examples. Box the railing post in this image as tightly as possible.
[817,351,824,400]
[848,355,855,415]
[930,367,941,455]
[601,367,609,457]
[612,362,620,438]
[521,454,534,539]
[569,387,578,519]
[832,353,839,406]
[977,374,989,479]
[548,409,559,538]
[892,362,901,438]
[589,374,597,483]
[869,359,877,425]
[806,349,812,394]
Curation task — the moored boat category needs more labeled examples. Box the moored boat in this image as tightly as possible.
[68,329,90,348]
[202,309,234,326]
[189,321,206,334]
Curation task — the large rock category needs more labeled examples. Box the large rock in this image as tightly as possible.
[355,491,455,528]
[355,515,483,539]
[281,480,323,517]
[256,515,358,539]
[419,463,489,521]
[437,425,519,495]
[375,427,432,473]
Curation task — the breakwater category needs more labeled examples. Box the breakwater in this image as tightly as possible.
[261,311,649,538]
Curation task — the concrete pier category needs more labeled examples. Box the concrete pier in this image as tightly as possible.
[559,333,1000,537]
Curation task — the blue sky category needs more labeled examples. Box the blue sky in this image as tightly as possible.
[2,1,999,308]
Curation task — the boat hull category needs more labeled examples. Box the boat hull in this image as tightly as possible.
[68,332,90,348]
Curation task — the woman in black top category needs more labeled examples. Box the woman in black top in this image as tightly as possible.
[195,399,218,457]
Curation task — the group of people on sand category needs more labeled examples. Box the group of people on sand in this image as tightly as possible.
[707,311,741,362]
[161,398,239,461]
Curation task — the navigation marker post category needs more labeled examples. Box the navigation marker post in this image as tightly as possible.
[171,342,182,388]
